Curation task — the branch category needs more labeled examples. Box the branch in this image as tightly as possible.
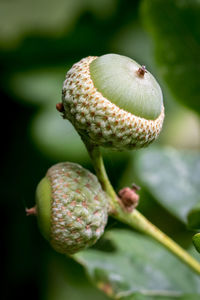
[83,140,200,275]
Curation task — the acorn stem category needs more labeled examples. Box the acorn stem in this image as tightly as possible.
[83,141,117,207]
[83,140,200,275]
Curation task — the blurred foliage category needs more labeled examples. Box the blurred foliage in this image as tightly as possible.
[188,203,200,230]
[135,147,200,225]
[0,0,116,48]
[1,0,200,299]
[121,294,200,300]
[45,252,109,300]
[141,0,200,114]
[31,108,89,163]
[75,229,200,299]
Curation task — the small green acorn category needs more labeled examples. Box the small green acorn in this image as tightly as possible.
[61,54,164,150]
[30,162,108,255]
[193,233,200,254]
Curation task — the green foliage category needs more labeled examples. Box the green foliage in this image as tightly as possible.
[0,0,116,48]
[31,108,89,163]
[10,68,66,106]
[1,0,200,299]
[46,253,109,300]
[74,230,200,299]
[134,147,200,225]
[188,203,200,230]
[141,0,200,114]
[122,295,200,300]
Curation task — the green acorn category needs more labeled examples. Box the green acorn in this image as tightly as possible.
[193,233,200,254]
[61,54,164,150]
[31,162,108,255]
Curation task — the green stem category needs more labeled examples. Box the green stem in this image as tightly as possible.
[84,141,200,275]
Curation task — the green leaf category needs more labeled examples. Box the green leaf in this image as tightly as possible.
[121,294,200,300]
[31,108,89,163]
[9,67,67,106]
[74,229,200,299]
[122,295,200,300]
[141,0,200,114]
[45,252,109,300]
[0,0,117,48]
[135,147,200,224]
[0,0,83,48]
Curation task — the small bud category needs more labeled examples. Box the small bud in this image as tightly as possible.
[118,186,140,212]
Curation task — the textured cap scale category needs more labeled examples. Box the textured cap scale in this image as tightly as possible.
[36,162,108,255]
[62,54,164,150]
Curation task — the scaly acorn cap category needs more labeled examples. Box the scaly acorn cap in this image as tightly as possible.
[62,54,164,150]
[35,162,108,255]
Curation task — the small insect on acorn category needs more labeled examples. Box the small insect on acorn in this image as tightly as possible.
[136,65,147,77]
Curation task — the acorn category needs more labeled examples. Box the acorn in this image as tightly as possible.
[193,233,200,254]
[30,162,108,255]
[61,54,164,150]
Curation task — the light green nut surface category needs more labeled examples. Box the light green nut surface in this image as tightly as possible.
[62,54,164,150]
[90,54,163,120]
[36,162,108,255]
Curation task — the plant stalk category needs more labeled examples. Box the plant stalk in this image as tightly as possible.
[84,141,200,275]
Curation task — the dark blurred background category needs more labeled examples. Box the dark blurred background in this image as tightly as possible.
[1,0,199,299]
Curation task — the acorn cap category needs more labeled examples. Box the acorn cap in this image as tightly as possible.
[62,54,164,150]
[35,162,108,254]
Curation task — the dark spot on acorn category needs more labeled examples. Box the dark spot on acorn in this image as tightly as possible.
[56,102,64,112]
[136,65,147,78]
